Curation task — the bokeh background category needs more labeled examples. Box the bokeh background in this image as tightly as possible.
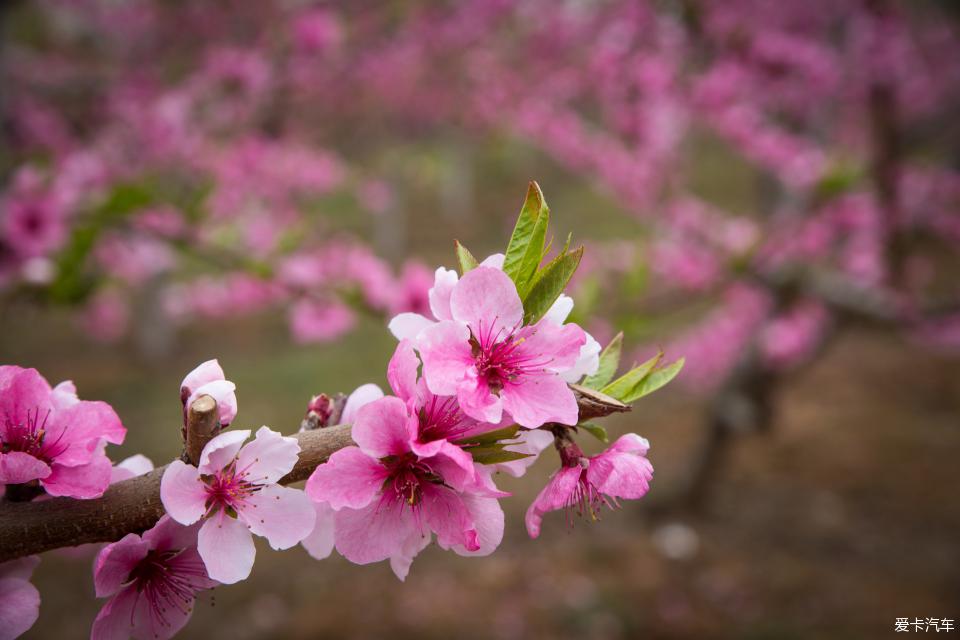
[2,1,959,639]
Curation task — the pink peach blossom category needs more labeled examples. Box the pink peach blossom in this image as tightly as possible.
[0,366,125,499]
[526,433,654,538]
[91,516,216,640]
[417,267,586,427]
[0,556,40,640]
[179,360,237,429]
[160,427,315,584]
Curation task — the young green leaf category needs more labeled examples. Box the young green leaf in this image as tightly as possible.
[600,350,664,401]
[583,332,624,389]
[619,357,685,403]
[453,424,519,446]
[468,446,533,466]
[521,245,583,325]
[513,207,550,297]
[578,422,609,444]
[455,240,479,274]
[502,181,548,285]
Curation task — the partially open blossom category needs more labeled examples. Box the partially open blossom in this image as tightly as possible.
[160,427,315,584]
[417,266,586,428]
[91,516,216,640]
[306,383,504,580]
[179,360,237,428]
[525,433,654,538]
[0,366,125,499]
[0,556,40,640]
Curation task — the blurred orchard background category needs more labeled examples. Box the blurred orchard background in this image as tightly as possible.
[2,1,959,638]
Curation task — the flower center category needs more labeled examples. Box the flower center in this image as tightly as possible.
[380,453,443,509]
[203,461,261,514]
[470,320,551,393]
[128,549,208,631]
[418,395,473,443]
[2,406,67,462]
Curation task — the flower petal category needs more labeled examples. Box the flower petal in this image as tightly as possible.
[525,466,583,538]
[333,500,421,566]
[241,484,315,550]
[421,485,479,552]
[501,372,579,428]
[90,583,137,640]
[449,493,504,557]
[389,527,431,581]
[197,429,250,475]
[586,438,654,500]
[301,502,336,560]
[93,534,149,597]
[543,293,574,325]
[456,372,502,424]
[428,266,458,321]
[496,428,555,478]
[560,332,602,383]
[110,454,154,484]
[44,400,125,466]
[515,320,586,373]
[387,312,434,341]
[189,380,237,428]
[340,384,385,425]
[235,426,300,485]
[351,397,413,459]
[160,460,208,525]
[180,359,225,397]
[305,446,389,511]
[449,266,522,336]
[42,453,112,499]
[416,320,473,396]
[0,452,50,485]
[386,340,420,403]
[0,573,40,640]
[197,511,256,584]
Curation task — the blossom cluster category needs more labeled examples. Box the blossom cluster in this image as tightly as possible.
[0,184,680,639]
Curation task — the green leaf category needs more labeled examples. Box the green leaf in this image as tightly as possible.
[521,246,583,325]
[600,350,664,401]
[513,207,549,298]
[583,332,624,389]
[468,446,533,466]
[578,422,609,444]
[502,181,548,286]
[619,357,685,403]
[455,240,479,274]
[454,424,519,446]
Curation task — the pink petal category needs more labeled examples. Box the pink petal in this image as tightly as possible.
[189,379,237,427]
[516,320,586,373]
[94,534,149,597]
[160,460,208,525]
[543,293,574,325]
[456,371,503,424]
[41,400,124,468]
[236,426,300,485]
[428,266,458,321]
[586,444,654,500]
[301,502,336,560]
[607,432,651,455]
[501,372,579,428]
[449,493,504,557]
[42,453,112,499]
[240,484,315,550]
[305,446,389,510]
[387,312,434,341]
[420,442,476,492]
[50,380,78,410]
[197,511,256,584]
[416,320,473,396]
[340,383,384,425]
[561,332,602,383]
[141,515,202,555]
[480,253,505,269]
[0,452,50,485]
[525,466,583,538]
[90,583,138,640]
[0,368,53,440]
[197,429,250,475]
[496,428,555,478]
[389,527,431,581]
[333,500,421,566]
[0,557,39,582]
[449,266,523,336]
[420,484,479,552]
[386,340,420,403]
[0,573,40,640]
[110,454,154,484]
[350,397,413,459]
[180,359,225,396]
